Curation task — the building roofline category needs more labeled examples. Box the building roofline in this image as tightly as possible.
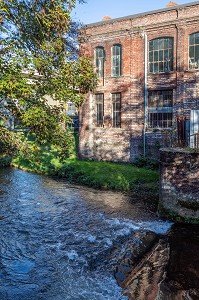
[83,1,199,28]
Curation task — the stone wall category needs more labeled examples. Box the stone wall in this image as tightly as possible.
[159,148,199,223]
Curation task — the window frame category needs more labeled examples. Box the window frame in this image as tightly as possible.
[149,37,174,74]
[189,32,199,70]
[112,92,121,128]
[95,46,105,78]
[95,93,104,127]
[111,44,122,77]
[148,90,173,129]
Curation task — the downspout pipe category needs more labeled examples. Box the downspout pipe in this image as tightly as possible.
[143,32,148,158]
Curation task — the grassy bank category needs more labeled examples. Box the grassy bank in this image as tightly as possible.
[10,137,159,198]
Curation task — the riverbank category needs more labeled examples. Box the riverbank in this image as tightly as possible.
[8,142,159,197]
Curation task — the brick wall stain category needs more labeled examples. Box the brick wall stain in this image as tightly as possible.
[79,3,199,162]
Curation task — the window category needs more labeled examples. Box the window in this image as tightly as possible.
[148,90,173,128]
[66,102,77,116]
[95,47,105,78]
[96,94,104,127]
[189,32,199,70]
[111,44,122,76]
[112,93,121,128]
[149,37,174,73]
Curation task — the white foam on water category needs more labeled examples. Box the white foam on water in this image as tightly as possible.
[104,216,173,238]
[87,234,97,243]
[66,250,79,260]
[137,220,173,234]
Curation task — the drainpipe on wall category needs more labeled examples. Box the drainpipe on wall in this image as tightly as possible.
[89,93,94,157]
[143,32,148,158]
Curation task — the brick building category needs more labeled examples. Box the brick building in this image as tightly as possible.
[79,1,199,162]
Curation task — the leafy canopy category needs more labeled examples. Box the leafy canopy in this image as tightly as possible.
[0,0,97,154]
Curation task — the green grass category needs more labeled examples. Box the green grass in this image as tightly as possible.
[10,132,159,194]
[57,159,159,191]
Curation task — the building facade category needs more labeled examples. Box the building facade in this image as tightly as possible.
[79,1,199,162]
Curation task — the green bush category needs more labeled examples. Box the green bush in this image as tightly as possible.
[0,155,12,167]
[132,155,159,170]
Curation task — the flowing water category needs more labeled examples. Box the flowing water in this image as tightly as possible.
[0,168,173,300]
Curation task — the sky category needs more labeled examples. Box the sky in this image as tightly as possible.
[72,0,195,25]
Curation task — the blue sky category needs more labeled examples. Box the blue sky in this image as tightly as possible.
[72,0,194,24]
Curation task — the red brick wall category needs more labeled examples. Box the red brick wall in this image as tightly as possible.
[79,3,199,162]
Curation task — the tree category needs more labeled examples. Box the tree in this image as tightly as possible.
[0,0,97,155]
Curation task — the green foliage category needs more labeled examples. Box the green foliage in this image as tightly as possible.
[12,138,62,174]
[0,154,12,167]
[0,126,22,155]
[132,155,159,170]
[21,103,73,158]
[0,0,97,148]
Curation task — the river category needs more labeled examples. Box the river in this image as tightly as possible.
[0,168,198,299]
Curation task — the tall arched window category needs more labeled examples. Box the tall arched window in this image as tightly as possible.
[95,46,105,78]
[149,37,174,73]
[111,44,122,76]
[189,32,199,70]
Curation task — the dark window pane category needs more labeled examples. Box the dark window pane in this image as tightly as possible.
[159,39,164,50]
[169,59,173,71]
[189,46,194,59]
[112,93,121,128]
[159,50,163,61]
[154,51,158,61]
[195,45,199,61]
[159,62,163,72]
[149,51,153,62]
[154,39,159,50]
[169,38,174,48]
[149,41,153,51]
[190,33,195,45]
[154,63,158,73]
[164,38,168,49]
[149,63,153,73]
[195,32,199,45]
[96,94,104,126]
[164,49,169,60]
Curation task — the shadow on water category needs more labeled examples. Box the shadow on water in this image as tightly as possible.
[160,224,199,299]
[121,224,199,299]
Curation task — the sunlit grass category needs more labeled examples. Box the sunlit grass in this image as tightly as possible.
[11,133,159,193]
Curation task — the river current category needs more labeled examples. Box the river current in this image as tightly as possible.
[0,168,172,300]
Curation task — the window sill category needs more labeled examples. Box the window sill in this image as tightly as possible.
[185,69,199,72]
[147,127,173,132]
[148,71,174,75]
[111,75,122,78]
